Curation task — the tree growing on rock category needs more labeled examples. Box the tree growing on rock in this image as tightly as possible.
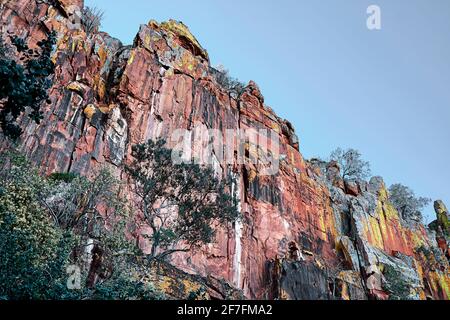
[0,31,56,140]
[0,38,7,57]
[382,265,411,300]
[0,164,73,299]
[388,183,431,222]
[329,148,371,180]
[81,6,104,36]
[45,168,124,231]
[126,139,240,261]
[213,65,246,97]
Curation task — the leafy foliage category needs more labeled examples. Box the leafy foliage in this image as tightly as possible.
[0,153,75,299]
[0,151,164,300]
[382,265,411,300]
[329,148,371,180]
[187,287,208,300]
[388,183,431,222]
[0,38,7,57]
[126,139,240,261]
[48,172,79,183]
[0,31,56,139]
[43,168,126,230]
[81,6,104,35]
[91,267,163,300]
[214,65,246,97]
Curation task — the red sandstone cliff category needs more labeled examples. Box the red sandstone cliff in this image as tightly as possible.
[1,0,449,300]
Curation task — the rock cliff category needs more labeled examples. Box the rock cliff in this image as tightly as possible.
[1,0,449,300]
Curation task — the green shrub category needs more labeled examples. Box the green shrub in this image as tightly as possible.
[0,152,163,300]
[48,172,79,183]
[382,265,411,300]
[92,273,164,300]
[126,139,240,261]
[388,183,431,222]
[0,177,75,299]
[213,66,246,96]
[81,6,104,35]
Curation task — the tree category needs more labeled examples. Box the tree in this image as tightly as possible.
[382,265,411,300]
[126,139,240,261]
[329,148,371,180]
[44,168,125,231]
[214,65,246,96]
[0,151,163,300]
[388,183,431,222]
[0,152,74,299]
[0,31,56,139]
[0,37,7,57]
[81,6,104,35]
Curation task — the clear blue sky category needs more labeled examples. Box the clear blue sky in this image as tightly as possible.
[86,0,450,223]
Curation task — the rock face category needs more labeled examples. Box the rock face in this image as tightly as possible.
[1,0,449,300]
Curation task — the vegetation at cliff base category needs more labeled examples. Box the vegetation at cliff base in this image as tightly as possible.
[382,265,411,300]
[126,139,240,261]
[213,65,246,97]
[0,151,162,300]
